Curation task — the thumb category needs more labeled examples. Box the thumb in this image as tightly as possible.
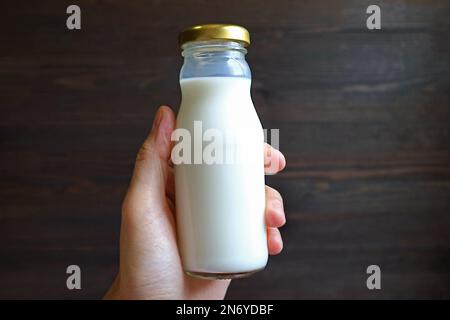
[124,106,175,215]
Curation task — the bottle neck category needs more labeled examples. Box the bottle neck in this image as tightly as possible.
[180,40,251,80]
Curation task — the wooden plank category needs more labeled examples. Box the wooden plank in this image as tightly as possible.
[0,0,449,299]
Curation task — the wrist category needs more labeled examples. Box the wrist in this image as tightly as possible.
[103,275,121,300]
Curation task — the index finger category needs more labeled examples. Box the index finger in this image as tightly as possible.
[264,143,286,175]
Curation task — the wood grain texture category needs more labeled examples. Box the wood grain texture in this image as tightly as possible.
[0,0,449,299]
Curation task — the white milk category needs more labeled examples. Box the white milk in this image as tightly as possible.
[175,76,267,278]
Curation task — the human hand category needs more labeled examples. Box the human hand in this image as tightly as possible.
[104,105,286,300]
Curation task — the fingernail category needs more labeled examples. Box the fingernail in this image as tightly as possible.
[155,107,171,143]
[152,108,163,132]
[279,153,286,169]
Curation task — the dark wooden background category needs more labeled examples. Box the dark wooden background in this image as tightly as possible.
[0,0,449,299]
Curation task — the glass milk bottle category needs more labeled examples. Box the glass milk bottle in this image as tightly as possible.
[174,24,267,279]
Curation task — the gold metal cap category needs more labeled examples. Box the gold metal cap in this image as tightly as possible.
[179,24,250,47]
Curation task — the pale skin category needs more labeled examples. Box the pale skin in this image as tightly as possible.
[105,105,286,299]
